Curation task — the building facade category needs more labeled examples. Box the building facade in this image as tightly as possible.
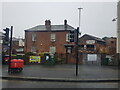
[24,20,75,55]
[79,34,106,54]
[24,20,83,64]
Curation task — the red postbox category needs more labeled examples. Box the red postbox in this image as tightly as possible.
[17,59,24,68]
[10,59,24,73]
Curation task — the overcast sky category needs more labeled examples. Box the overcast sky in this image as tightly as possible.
[1,2,117,38]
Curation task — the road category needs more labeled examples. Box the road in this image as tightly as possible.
[2,79,119,88]
[2,64,119,79]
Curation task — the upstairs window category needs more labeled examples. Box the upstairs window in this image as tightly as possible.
[111,41,114,44]
[66,33,70,42]
[51,33,56,42]
[32,34,36,41]
[86,45,95,51]
[79,45,84,50]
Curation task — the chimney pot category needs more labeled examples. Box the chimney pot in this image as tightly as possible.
[64,19,67,25]
[45,20,51,30]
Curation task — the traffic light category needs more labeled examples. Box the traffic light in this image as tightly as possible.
[69,27,79,42]
[3,28,10,45]
[69,30,75,42]
[3,28,9,41]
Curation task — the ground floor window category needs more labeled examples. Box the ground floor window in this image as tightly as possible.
[31,46,36,53]
[49,46,56,54]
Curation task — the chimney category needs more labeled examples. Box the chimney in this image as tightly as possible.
[45,20,51,30]
[64,19,67,25]
[64,19,67,30]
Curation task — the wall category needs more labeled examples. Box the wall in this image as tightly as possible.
[24,31,73,54]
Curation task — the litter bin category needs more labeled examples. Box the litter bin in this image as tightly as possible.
[50,53,55,65]
[103,58,109,65]
[44,53,55,65]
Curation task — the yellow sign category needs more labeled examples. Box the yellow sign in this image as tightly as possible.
[29,56,41,63]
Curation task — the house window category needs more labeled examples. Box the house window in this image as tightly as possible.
[66,33,70,42]
[67,47,72,53]
[86,45,95,51]
[79,45,84,50]
[49,46,56,54]
[111,41,114,44]
[32,34,36,41]
[51,34,56,42]
[31,46,36,53]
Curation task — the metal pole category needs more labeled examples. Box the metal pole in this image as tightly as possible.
[76,8,82,76]
[76,27,79,76]
[8,26,13,73]
[78,8,83,35]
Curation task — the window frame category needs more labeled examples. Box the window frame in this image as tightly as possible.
[32,33,37,42]
[50,33,56,42]
[49,46,56,54]
[31,46,36,53]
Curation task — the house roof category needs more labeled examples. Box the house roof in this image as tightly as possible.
[80,34,105,42]
[24,24,75,32]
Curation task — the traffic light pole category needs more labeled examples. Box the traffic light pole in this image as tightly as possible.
[76,27,79,76]
[8,26,13,73]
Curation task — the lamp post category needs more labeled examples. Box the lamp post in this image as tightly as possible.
[112,17,117,22]
[78,8,83,35]
[75,8,82,76]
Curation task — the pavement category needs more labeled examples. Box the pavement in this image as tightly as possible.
[1,64,120,82]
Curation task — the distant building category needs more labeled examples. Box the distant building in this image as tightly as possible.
[12,37,24,55]
[79,34,117,55]
[103,37,117,55]
[79,34,106,54]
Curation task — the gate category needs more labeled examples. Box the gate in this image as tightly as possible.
[82,53,101,65]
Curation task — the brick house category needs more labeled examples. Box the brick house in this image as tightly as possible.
[78,34,107,65]
[24,20,75,54]
[24,20,82,64]
[79,34,106,54]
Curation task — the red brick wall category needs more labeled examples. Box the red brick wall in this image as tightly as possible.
[24,31,73,54]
